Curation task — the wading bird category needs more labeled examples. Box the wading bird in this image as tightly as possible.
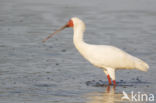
[42,17,149,86]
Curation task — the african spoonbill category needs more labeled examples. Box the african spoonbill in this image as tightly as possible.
[42,17,149,86]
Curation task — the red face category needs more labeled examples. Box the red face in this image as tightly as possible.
[67,19,74,27]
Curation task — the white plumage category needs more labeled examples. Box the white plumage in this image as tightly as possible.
[43,17,149,85]
[71,17,149,85]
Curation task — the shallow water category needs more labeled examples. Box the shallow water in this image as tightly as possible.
[0,0,156,103]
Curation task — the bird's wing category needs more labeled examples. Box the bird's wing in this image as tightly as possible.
[89,45,138,69]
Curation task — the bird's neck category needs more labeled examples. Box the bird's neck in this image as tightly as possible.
[73,26,88,51]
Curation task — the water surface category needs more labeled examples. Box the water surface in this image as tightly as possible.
[0,0,156,103]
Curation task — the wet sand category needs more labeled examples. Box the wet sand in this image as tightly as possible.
[0,0,156,103]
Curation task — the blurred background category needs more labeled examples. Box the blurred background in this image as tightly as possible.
[0,0,156,102]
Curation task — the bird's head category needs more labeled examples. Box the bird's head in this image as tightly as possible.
[42,17,85,42]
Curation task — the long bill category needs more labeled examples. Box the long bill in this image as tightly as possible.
[42,24,68,43]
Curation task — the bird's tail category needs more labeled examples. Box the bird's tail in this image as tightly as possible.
[134,57,149,72]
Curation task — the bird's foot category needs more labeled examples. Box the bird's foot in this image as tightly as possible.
[113,80,116,85]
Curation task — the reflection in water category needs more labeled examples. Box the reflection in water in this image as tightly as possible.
[85,86,128,103]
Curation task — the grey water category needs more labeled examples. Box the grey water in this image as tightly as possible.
[0,0,156,103]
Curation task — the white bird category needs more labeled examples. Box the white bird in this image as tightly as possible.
[42,17,149,86]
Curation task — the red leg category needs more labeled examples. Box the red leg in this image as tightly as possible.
[107,75,112,85]
[113,80,116,86]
